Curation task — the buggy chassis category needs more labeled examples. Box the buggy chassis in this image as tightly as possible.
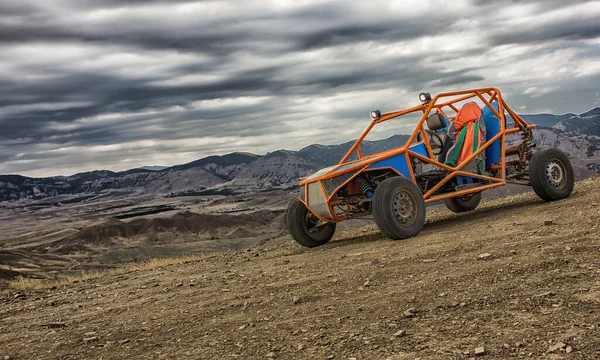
[287,88,574,247]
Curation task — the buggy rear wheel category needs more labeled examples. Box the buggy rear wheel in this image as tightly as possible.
[444,192,481,213]
[529,148,574,201]
[286,198,336,247]
[372,177,426,240]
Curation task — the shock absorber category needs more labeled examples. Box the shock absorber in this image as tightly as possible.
[356,176,373,198]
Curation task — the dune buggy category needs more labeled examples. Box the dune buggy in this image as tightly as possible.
[287,88,574,247]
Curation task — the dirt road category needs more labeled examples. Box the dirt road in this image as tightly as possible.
[1,178,599,359]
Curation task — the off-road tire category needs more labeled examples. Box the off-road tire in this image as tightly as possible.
[372,177,426,240]
[529,148,574,201]
[286,198,336,248]
[444,192,482,213]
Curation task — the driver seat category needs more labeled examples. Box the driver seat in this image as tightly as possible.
[426,113,453,163]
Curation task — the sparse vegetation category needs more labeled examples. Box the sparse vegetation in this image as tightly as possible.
[4,271,106,293]
[2,255,207,294]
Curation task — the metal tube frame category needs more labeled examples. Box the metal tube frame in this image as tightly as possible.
[299,88,535,221]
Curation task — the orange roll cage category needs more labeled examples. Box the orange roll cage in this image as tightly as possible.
[298,88,535,222]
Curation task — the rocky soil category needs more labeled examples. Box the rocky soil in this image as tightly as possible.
[1,178,599,359]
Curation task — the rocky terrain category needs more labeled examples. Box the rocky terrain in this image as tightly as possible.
[1,178,599,359]
[1,108,598,202]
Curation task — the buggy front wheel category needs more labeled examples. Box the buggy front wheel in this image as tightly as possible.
[286,198,336,247]
[372,177,426,240]
[529,148,574,201]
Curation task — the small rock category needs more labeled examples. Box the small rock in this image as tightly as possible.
[393,330,406,337]
[84,331,97,336]
[238,324,246,330]
[548,342,566,353]
[176,283,183,287]
[423,259,436,263]
[297,344,303,350]
[544,220,553,226]
[266,352,276,358]
[292,296,300,305]
[474,347,486,356]
[478,253,492,260]
[13,293,24,299]
[83,336,98,343]
[503,343,510,349]
[189,283,196,287]
[403,309,416,318]
[363,280,370,287]
[40,322,66,328]
[327,356,334,359]
[5,356,11,360]
[118,339,130,345]
[371,258,380,265]
[357,286,365,291]
[566,345,573,353]
[565,245,572,251]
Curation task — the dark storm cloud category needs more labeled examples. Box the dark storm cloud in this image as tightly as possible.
[0,0,598,176]
[491,17,600,45]
[296,18,455,50]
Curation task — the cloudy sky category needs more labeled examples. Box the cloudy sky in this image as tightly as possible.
[1,0,599,177]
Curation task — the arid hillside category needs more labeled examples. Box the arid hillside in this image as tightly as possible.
[1,178,599,359]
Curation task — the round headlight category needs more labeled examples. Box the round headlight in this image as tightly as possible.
[370,109,381,119]
[419,92,431,103]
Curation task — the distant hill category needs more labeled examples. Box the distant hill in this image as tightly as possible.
[521,107,600,135]
[139,166,169,171]
[0,108,598,202]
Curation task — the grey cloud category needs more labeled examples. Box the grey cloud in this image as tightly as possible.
[296,18,455,50]
[431,74,486,87]
[0,0,598,176]
[490,17,600,45]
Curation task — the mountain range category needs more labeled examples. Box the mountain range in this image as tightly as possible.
[1,108,598,202]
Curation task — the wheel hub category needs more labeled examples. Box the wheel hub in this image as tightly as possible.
[304,212,326,235]
[546,159,565,188]
[393,191,416,224]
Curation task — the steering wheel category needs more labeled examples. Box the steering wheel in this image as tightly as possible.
[417,130,444,156]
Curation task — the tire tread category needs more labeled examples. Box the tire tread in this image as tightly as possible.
[286,198,335,247]
[529,148,574,201]
[372,177,426,240]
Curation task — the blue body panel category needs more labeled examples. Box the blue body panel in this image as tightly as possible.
[330,143,428,177]
[367,154,411,178]
[482,101,502,169]
[408,142,429,158]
